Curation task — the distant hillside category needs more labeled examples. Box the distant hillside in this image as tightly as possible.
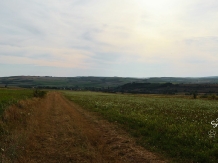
[143,77,218,83]
[0,76,218,89]
[114,82,218,94]
[0,76,144,88]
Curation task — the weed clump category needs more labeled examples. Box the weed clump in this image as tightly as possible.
[209,94,217,100]
[33,89,46,98]
[199,94,218,100]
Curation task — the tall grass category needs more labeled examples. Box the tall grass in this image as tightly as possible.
[0,89,33,116]
[64,91,218,163]
[0,88,36,162]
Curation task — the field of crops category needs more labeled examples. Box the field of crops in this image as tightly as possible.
[0,88,33,115]
[64,91,218,163]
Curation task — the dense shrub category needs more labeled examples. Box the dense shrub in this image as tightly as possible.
[209,94,217,100]
[200,94,208,98]
[33,89,46,98]
[193,92,198,99]
[200,94,218,100]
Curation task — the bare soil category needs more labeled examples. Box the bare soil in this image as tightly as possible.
[1,92,167,163]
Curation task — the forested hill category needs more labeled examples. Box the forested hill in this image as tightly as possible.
[0,76,143,88]
[114,82,218,94]
[0,76,218,89]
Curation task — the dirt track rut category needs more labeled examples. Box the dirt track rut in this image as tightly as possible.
[10,92,166,163]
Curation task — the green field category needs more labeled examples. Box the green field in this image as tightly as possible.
[0,89,33,115]
[64,91,218,163]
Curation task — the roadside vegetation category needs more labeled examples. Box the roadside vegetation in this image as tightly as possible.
[0,89,34,116]
[64,91,218,163]
[0,88,47,162]
[199,93,218,100]
[33,89,47,98]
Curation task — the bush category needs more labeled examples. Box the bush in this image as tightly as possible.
[209,94,217,100]
[193,92,198,99]
[199,94,218,100]
[200,94,208,98]
[33,89,46,98]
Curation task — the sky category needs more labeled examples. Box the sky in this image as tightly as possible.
[0,0,218,77]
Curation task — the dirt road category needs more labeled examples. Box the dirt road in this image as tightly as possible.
[1,92,166,163]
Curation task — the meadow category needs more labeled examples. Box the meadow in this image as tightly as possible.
[0,89,34,115]
[64,91,218,163]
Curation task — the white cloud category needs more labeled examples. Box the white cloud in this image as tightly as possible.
[0,0,218,76]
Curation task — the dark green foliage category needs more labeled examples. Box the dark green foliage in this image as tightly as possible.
[200,94,218,100]
[200,94,208,98]
[209,94,217,100]
[193,92,198,99]
[33,89,46,98]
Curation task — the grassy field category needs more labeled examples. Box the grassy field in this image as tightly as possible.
[0,88,34,115]
[64,91,218,163]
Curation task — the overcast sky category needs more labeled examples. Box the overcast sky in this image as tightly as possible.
[0,0,218,77]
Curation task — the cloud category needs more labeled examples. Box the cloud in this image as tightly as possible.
[0,45,94,68]
[0,0,218,77]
